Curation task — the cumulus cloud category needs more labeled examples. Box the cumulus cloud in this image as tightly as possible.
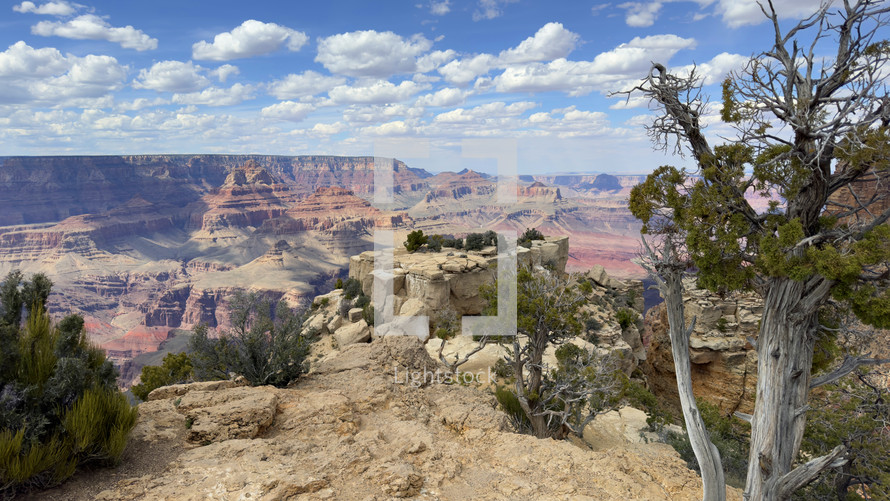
[32,14,158,51]
[133,60,210,93]
[434,101,537,123]
[0,41,126,106]
[415,87,468,107]
[315,30,433,78]
[260,100,315,121]
[342,103,424,124]
[13,1,76,16]
[172,83,255,107]
[493,34,697,95]
[210,64,239,83]
[674,51,748,85]
[619,2,663,27]
[192,20,308,61]
[710,0,831,28]
[268,70,346,99]
[327,80,426,105]
[473,0,519,21]
[439,22,580,85]
[429,0,450,15]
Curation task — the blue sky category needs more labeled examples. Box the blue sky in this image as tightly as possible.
[0,0,850,174]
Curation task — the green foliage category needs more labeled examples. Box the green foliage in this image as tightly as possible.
[427,234,444,252]
[361,304,374,326]
[334,278,343,289]
[342,278,362,300]
[130,352,194,401]
[517,227,545,248]
[188,292,311,387]
[482,230,497,246]
[404,230,428,253]
[464,232,485,251]
[353,294,370,310]
[716,317,729,333]
[494,385,532,433]
[796,374,890,501]
[0,271,136,496]
[616,308,639,330]
[318,297,329,308]
[619,376,672,431]
[665,399,751,488]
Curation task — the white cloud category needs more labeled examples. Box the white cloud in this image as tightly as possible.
[416,49,457,73]
[315,30,433,78]
[342,103,424,124]
[715,0,832,28]
[438,22,580,85]
[362,120,411,136]
[674,51,748,85]
[619,2,663,27]
[311,122,345,135]
[473,0,519,21]
[498,22,579,64]
[327,79,426,105]
[32,14,158,51]
[192,20,308,61]
[210,64,239,83]
[429,0,450,15]
[0,41,126,106]
[527,106,613,137]
[260,100,315,121]
[13,1,76,16]
[172,84,255,107]
[114,97,168,112]
[493,34,697,95]
[133,60,210,93]
[415,87,468,107]
[268,70,346,99]
[434,101,537,123]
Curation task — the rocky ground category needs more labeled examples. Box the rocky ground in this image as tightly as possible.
[32,336,741,501]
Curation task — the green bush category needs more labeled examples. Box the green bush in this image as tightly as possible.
[427,234,444,252]
[404,230,428,253]
[361,304,375,326]
[0,271,138,497]
[517,227,545,248]
[464,233,485,251]
[342,278,362,300]
[616,308,639,330]
[482,230,497,246]
[130,352,193,401]
[353,294,370,310]
[189,292,311,387]
[335,278,343,289]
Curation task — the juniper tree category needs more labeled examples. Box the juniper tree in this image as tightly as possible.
[624,2,890,499]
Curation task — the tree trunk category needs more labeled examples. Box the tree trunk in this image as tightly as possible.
[663,273,727,501]
[744,277,824,500]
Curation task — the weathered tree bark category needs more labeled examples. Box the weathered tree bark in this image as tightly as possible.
[744,277,844,500]
[640,239,726,501]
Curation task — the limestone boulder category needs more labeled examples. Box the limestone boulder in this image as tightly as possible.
[177,386,279,443]
[334,319,371,347]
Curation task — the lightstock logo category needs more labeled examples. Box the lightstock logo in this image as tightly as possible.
[370,138,518,344]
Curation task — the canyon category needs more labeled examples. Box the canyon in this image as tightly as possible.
[0,155,646,383]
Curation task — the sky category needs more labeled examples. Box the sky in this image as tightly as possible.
[0,0,864,174]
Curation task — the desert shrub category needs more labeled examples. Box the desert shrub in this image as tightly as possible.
[130,352,193,401]
[342,278,362,300]
[616,308,639,330]
[517,227,545,248]
[432,308,459,340]
[716,317,729,333]
[492,358,514,380]
[338,298,353,318]
[464,233,485,251]
[189,292,311,387]
[0,271,137,497]
[353,294,370,310]
[361,304,375,325]
[404,230,428,253]
[427,234,444,252]
[335,278,343,289]
[619,376,672,431]
[495,385,532,433]
[482,230,497,246]
[318,297,329,308]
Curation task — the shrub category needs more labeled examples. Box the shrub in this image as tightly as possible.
[482,230,497,246]
[342,278,362,300]
[353,294,370,310]
[517,227,545,248]
[427,234,444,252]
[130,352,193,401]
[616,308,639,330]
[464,233,485,251]
[338,298,353,318]
[404,230,428,253]
[189,292,311,387]
[715,317,729,333]
[361,304,375,325]
[0,271,137,497]
[335,278,343,289]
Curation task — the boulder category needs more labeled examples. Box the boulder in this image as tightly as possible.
[347,307,363,322]
[177,386,279,443]
[334,319,371,347]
